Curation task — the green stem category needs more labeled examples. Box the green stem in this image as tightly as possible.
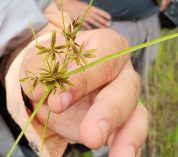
[74,0,93,35]
[60,0,66,36]
[83,151,93,157]
[29,22,38,45]
[40,111,51,156]
[7,89,51,157]
[66,33,178,77]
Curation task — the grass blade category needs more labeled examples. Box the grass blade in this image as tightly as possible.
[29,22,38,45]
[74,0,94,35]
[7,89,51,157]
[66,33,178,77]
[60,0,66,34]
[40,111,51,156]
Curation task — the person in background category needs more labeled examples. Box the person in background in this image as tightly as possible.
[61,0,171,96]
[0,1,148,157]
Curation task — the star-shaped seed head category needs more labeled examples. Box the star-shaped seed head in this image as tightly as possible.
[20,71,40,94]
[67,42,96,65]
[35,30,68,61]
[21,61,74,94]
[38,61,74,93]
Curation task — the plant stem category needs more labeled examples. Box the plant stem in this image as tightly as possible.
[40,111,51,156]
[66,33,178,77]
[7,89,51,157]
[74,0,93,35]
[60,0,66,36]
[29,22,38,45]
[83,151,93,157]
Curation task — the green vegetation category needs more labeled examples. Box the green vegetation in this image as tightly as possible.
[146,29,178,157]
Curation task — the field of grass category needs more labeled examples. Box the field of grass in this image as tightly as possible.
[146,29,178,157]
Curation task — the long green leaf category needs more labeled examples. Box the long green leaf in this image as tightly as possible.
[74,0,94,35]
[66,33,178,77]
[40,111,51,156]
[29,22,38,45]
[60,0,66,34]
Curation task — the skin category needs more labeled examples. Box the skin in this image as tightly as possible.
[160,0,171,11]
[61,0,171,30]
[19,3,148,157]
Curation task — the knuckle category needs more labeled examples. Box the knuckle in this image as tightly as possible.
[113,105,127,128]
[124,67,141,103]
[97,17,105,23]
[69,72,87,100]
[105,61,114,81]
[106,102,127,129]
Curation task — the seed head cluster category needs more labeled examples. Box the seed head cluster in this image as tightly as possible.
[20,18,96,93]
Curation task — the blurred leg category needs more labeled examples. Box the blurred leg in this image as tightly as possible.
[110,13,160,96]
[110,13,160,157]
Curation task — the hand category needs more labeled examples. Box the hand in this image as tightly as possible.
[61,0,111,29]
[160,0,171,12]
[20,28,148,157]
[34,100,148,157]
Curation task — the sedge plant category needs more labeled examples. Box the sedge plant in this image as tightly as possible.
[7,0,178,156]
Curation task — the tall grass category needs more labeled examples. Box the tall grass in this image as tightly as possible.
[147,29,178,157]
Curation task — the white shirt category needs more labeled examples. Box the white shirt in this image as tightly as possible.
[0,0,52,57]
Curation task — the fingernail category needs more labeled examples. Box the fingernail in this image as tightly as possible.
[61,92,72,111]
[106,22,111,27]
[106,15,111,20]
[97,120,110,146]
[128,145,135,157]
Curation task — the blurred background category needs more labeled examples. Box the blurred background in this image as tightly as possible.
[145,29,178,157]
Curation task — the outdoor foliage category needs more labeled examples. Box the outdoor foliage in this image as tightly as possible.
[147,29,178,157]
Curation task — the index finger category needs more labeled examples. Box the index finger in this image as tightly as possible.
[92,6,111,20]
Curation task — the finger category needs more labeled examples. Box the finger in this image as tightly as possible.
[32,94,92,142]
[136,149,141,157]
[80,60,141,148]
[89,12,111,27]
[91,6,111,20]
[92,14,111,27]
[47,30,129,113]
[109,105,148,157]
[82,21,93,30]
[86,16,107,28]
[160,0,170,11]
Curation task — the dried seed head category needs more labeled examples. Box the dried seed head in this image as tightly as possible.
[21,13,96,95]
